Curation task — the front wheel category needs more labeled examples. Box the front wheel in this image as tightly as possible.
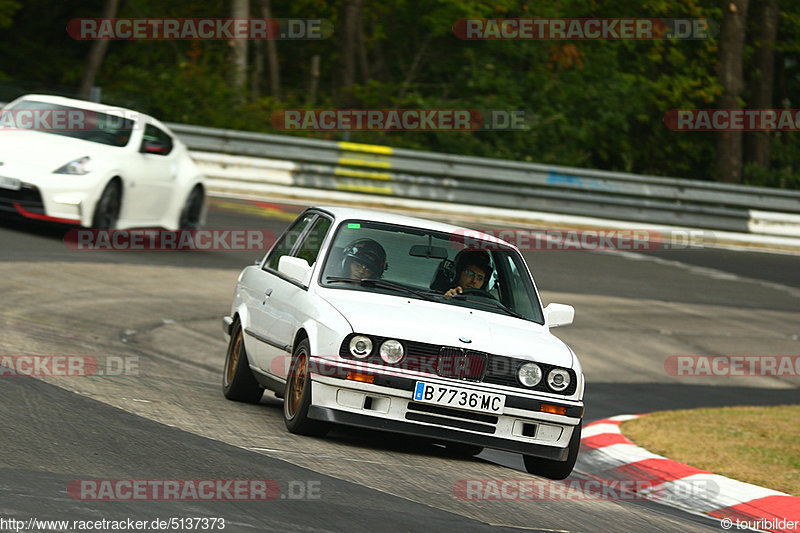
[523,422,581,480]
[283,339,329,437]
[92,180,121,229]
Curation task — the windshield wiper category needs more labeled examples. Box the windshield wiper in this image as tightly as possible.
[451,294,527,320]
[325,277,439,302]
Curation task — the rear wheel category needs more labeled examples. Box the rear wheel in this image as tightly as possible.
[222,320,264,403]
[92,180,121,229]
[523,422,581,480]
[284,339,329,437]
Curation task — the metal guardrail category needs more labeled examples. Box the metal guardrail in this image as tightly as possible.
[167,123,800,235]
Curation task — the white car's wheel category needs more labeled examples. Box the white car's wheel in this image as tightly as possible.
[222,320,264,403]
[284,339,329,437]
[91,180,121,229]
[523,422,581,480]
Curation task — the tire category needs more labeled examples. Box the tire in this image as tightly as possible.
[283,338,329,437]
[523,422,581,480]
[222,320,264,403]
[443,443,484,457]
[179,186,205,230]
[92,180,122,229]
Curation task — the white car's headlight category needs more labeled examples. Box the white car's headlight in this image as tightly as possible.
[379,339,404,364]
[349,335,372,358]
[54,156,91,175]
[517,362,542,387]
[547,369,571,391]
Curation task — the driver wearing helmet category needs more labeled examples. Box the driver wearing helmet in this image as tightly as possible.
[341,238,387,280]
[444,250,493,298]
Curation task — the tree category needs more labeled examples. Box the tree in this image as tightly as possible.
[745,0,779,170]
[77,0,119,100]
[716,0,749,183]
[229,0,249,102]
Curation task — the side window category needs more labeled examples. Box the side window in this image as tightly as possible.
[295,217,332,267]
[141,124,174,156]
[503,254,537,319]
[265,214,316,271]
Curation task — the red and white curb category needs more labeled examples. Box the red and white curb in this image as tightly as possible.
[576,415,800,532]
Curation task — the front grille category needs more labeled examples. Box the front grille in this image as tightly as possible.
[435,348,486,381]
[0,183,45,213]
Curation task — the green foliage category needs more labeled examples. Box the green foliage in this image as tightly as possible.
[0,0,797,188]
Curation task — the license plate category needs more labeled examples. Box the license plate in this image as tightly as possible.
[413,381,505,415]
[0,176,20,191]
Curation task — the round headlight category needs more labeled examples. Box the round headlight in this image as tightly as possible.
[547,369,571,391]
[517,363,542,387]
[379,339,404,364]
[349,335,373,358]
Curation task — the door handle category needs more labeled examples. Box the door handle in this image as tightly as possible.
[262,288,273,305]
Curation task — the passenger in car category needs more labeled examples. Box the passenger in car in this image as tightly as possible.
[341,238,388,280]
[444,250,493,297]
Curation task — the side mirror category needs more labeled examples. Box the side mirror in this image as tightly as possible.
[278,255,312,285]
[544,303,574,328]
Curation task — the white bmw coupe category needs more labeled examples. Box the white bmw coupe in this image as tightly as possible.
[0,94,205,229]
[223,206,585,479]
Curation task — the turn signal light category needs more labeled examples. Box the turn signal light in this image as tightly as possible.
[346,372,375,384]
[540,403,567,416]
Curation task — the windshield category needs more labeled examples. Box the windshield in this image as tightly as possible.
[1,99,135,147]
[320,220,544,324]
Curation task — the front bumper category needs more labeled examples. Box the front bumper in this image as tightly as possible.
[307,362,582,461]
[0,180,82,224]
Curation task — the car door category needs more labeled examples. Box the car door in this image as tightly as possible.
[256,213,333,380]
[122,122,176,223]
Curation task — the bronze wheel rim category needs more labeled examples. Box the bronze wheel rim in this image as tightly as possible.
[225,331,242,386]
[287,350,307,419]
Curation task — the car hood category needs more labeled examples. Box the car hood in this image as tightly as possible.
[0,129,119,173]
[317,287,574,367]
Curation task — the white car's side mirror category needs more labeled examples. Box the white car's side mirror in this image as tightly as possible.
[278,255,312,285]
[544,303,574,328]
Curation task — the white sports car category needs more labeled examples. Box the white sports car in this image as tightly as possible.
[0,94,205,229]
[222,207,585,479]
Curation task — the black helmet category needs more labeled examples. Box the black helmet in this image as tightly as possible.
[454,250,493,288]
[342,238,387,278]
